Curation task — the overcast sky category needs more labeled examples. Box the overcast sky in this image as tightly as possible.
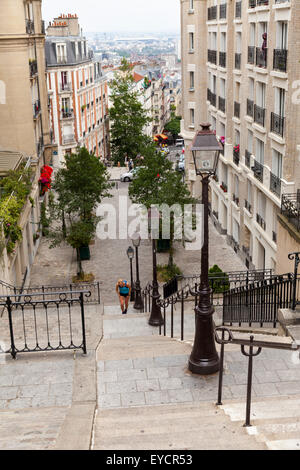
[42,0,180,33]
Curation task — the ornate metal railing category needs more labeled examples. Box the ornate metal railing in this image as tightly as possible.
[29,60,38,77]
[270,172,281,198]
[233,148,240,166]
[256,47,267,68]
[207,5,217,20]
[218,96,226,113]
[0,290,91,359]
[223,273,298,328]
[208,50,217,64]
[254,104,265,127]
[245,149,251,168]
[219,51,226,68]
[281,193,300,232]
[249,0,256,7]
[273,49,288,72]
[271,112,284,137]
[235,53,241,70]
[26,19,35,34]
[246,99,254,118]
[248,46,255,64]
[252,160,264,183]
[234,102,240,119]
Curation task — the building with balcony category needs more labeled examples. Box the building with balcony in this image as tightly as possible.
[45,14,110,166]
[0,0,53,287]
[180,0,300,272]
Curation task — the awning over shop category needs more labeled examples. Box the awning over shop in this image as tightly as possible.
[0,150,24,176]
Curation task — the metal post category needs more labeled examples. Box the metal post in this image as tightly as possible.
[6,297,17,359]
[188,175,220,375]
[79,293,87,355]
[149,239,164,326]
[288,252,300,310]
[241,336,262,427]
[216,329,225,406]
[129,258,135,302]
[133,246,144,311]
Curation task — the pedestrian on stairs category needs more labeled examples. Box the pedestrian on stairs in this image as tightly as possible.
[116,279,131,314]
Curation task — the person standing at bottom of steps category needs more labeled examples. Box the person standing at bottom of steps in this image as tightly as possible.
[116,279,131,314]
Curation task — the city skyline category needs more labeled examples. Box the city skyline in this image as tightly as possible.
[42,0,181,33]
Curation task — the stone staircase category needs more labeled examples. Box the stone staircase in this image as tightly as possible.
[222,396,300,450]
[92,304,273,450]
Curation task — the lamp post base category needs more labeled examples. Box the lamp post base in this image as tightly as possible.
[133,281,144,311]
[188,355,220,375]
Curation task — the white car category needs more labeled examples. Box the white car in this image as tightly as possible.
[120,169,136,182]
[175,139,184,147]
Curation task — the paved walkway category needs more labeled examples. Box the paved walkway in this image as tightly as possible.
[29,181,245,304]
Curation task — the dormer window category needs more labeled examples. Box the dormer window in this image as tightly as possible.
[56,43,67,64]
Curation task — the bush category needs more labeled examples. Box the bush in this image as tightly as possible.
[157,263,182,283]
[208,264,230,293]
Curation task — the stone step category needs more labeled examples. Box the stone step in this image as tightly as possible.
[222,397,300,422]
[266,439,300,450]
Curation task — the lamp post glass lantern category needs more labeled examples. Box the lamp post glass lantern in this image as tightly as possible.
[131,233,144,310]
[189,123,222,375]
[148,207,164,326]
[126,246,135,302]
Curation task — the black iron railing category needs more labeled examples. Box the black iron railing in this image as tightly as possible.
[0,290,91,359]
[29,60,38,77]
[235,1,242,17]
[223,274,297,328]
[271,112,284,137]
[234,102,240,119]
[246,99,254,118]
[256,213,266,230]
[256,47,267,68]
[281,193,300,231]
[219,51,226,68]
[208,5,217,20]
[219,3,227,19]
[18,282,101,304]
[270,172,281,198]
[254,104,265,126]
[33,100,41,119]
[257,0,269,5]
[219,96,226,113]
[249,0,256,7]
[26,19,35,34]
[245,149,251,168]
[245,200,252,213]
[233,148,240,166]
[248,46,255,64]
[273,49,287,72]
[252,160,264,182]
[235,53,241,70]
[208,49,217,64]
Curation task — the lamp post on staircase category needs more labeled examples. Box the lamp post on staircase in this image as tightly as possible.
[132,233,144,311]
[148,207,164,327]
[127,246,135,302]
[188,123,222,375]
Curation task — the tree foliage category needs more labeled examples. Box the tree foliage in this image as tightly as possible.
[109,59,151,165]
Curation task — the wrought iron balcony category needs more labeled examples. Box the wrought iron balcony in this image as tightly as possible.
[257,0,269,5]
[271,112,284,137]
[249,0,256,7]
[272,231,277,243]
[235,1,242,18]
[254,104,265,127]
[210,92,216,107]
[219,51,226,68]
[246,99,254,118]
[221,182,228,193]
[245,150,251,168]
[281,193,300,232]
[60,82,72,93]
[61,110,74,119]
[273,49,288,72]
[234,102,240,119]
[245,200,252,213]
[270,172,281,198]
[233,147,240,166]
[219,3,227,19]
[29,60,38,77]
[218,96,226,113]
[208,49,217,64]
[233,194,240,206]
[256,47,267,68]
[26,19,35,34]
[235,53,241,70]
[207,5,217,20]
[256,213,266,230]
[252,160,264,183]
[248,46,255,65]
[41,20,45,35]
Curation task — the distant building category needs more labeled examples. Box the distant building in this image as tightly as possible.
[45,14,110,166]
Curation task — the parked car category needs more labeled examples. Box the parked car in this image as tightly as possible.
[120,167,143,182]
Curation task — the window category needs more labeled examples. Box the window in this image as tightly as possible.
[190,108,195,126]
[232,219,240,244]
[250,23,256,47]
[256,82,266,108]
[272,150,282,178]
[220,33,226,52]
[220,78,226,98]
[56,44,67,64]
[248,78,254,101]
[276,21,288,49]
[256,138,264,164]
[189,33,194,52]
[189,71,195,90]
[275,87,285,117]
[257,191,266,219]
[248,130,253,153]
[189,0,194,10]
[247,180,252,206]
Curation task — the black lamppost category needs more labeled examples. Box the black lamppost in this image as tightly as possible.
[148,208,164,326]
[132,233,144,311]
[127,246,135,302]
[188,122,222,375]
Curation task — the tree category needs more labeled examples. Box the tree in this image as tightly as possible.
[109,59,151,165]
[46,147,112,277]
[129,145,195,267]
[164,116,181,142]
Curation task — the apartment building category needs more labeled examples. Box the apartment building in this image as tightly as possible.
[45,15,110,167]
[0,0,53,287]
[180,0,300,272]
